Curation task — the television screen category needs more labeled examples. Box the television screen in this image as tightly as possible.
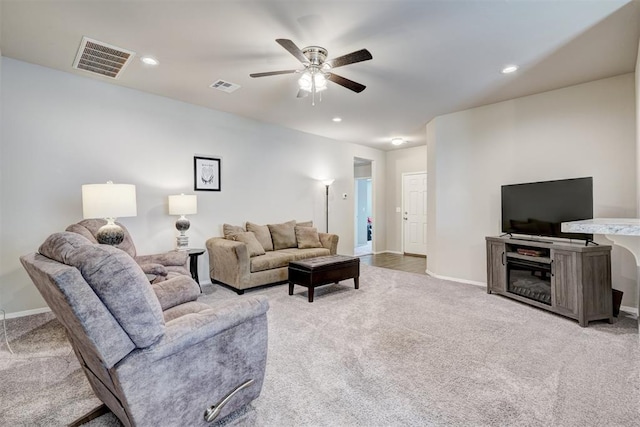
[501,177,593,241]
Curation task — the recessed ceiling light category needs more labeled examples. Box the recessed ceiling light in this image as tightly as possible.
[391,137,406,146]
[141,56,159,66]
[332,117,342,122]
[501,65,518,74]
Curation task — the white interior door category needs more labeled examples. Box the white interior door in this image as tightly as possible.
[403,173,427,255]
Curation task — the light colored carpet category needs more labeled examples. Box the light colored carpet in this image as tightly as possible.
[1,264,638,426]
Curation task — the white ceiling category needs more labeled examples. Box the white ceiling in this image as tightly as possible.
[1,0,639,151]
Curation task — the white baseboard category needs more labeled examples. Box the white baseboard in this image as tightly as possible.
[3,306,51,319]
[4,280,215,319]
[377,250,402,255]
[422,272,640,318]
[620,305,638,317]
[425,270,486,287]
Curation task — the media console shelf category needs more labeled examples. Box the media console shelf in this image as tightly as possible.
[486,236,613,327]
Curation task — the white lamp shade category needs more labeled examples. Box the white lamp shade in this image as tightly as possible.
[82,183,137,219]
[168,194,197,215]
[321,179,335,186]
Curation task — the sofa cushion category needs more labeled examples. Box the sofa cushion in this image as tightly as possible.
[246,222,274,252]
[228,232,266,257]
[38,232,165,348]
[250,251,295,273]
[268,220,297,250]
[295,226,322,249]
[297,220,313,228]
[223,223,245,238]
[279,247,331,261]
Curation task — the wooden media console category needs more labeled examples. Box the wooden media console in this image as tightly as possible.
[486,236,613,327]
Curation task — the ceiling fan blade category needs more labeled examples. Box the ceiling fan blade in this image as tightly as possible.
[276,39,309,64]
[297,89,309,98]
[327,73,366,93]
[326,49,372,69]
[250,69,298,78]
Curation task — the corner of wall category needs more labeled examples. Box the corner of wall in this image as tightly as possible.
[425,119,437,273]
[635,36,640,216]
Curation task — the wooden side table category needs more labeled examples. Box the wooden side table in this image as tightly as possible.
[187,248,205,291]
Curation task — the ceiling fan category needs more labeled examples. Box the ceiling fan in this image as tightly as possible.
[250,39,372,105]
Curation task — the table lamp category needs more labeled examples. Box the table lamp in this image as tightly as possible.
[168,194,197,250]
[82,181,137,245]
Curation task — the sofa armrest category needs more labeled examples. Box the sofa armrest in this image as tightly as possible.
[205,237,250,287]
[135,251,188,268]
[151,275,200,311]
[319,233,339,255]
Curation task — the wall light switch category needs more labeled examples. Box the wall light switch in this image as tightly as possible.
[395,207,401,213]
[342,193,348,199]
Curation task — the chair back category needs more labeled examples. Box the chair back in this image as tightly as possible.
[20,232,166,382]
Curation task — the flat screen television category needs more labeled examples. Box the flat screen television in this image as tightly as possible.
[501,177,593,242]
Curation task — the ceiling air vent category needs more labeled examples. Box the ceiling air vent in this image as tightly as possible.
[73,37,135,79]
[210,80,241,93]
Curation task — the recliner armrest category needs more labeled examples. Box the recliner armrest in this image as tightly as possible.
[135,251,188,268]
[138,262,168,277]
[130,296,269,361]
[152,275,200,311]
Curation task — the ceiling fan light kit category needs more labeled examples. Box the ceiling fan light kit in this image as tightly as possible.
[250,39,372,106]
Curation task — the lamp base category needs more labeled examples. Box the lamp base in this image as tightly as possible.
[175,216,190,251]
[176,235,189,251]
[175,216,190,232]
[96,221,124,246]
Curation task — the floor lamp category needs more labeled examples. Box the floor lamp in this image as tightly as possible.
[322,179,335,232]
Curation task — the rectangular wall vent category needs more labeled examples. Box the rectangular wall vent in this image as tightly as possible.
[210,80,241,93]
[73,37,135,79]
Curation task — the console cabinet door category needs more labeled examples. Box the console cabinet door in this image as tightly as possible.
[551,249,579,316]
[487,241,506,293]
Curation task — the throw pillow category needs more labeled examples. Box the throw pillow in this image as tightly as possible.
[228,232,266,257]
[295,226,322,249]
[268,220,297,250]
[297,220,313,228]
[223,223,245,238]
[246,222,274,252]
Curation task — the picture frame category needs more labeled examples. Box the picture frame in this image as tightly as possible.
[194,156,221,191]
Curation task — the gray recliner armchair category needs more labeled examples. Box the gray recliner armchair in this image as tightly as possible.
[66,219,190,284]
[20,231,269,426]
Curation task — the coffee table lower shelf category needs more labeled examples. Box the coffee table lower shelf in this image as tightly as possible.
[288,255,360,303]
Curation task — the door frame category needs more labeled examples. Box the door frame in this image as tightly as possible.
[353,157,374,255]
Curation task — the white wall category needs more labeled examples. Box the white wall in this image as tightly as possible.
[427,74,638,307]
[0,58,387,316]
[354,163,371,178]
[385,145,428,253]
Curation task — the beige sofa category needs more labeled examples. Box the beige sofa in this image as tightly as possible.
[206,220,339,294]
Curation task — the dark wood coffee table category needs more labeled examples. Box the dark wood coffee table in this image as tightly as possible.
[288,255,360,302]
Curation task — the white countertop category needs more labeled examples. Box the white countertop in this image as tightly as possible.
[561,218,640,236]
